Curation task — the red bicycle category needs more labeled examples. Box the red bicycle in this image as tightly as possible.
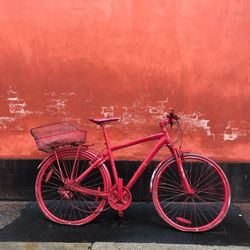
[31,109,231,232]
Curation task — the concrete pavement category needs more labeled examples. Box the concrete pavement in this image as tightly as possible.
[0,242,249,250]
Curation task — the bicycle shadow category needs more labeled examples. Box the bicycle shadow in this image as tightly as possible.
[0,202,249,246]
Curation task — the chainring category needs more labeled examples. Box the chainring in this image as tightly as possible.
[108,185,132,211]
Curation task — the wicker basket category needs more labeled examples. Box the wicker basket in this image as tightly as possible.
[30,122,87,152]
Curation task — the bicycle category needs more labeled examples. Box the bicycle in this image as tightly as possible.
[30,109,231,232]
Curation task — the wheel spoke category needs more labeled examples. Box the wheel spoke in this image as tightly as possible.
[153,154,230,232]
[36,148,109,225]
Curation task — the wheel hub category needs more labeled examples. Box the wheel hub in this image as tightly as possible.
[58,187,73,200]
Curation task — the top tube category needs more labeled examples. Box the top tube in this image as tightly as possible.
[110,133,166,152]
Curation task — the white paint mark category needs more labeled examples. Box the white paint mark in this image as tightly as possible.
[74,118,82,125]
[245,174,247,180]
[62,92,76,96]
[121,107,131,125]
[146,98,169,119]
[45,92,76,97]
[9,102,31,115]
[6,97,19,101]
[121,106,146,125]
[223,122,247,141]
[97,99,168,126]
[46,98,68,114]
[7,86,33,117]
[44,92,56,97]
[85,93,94,103]
[7,86,17,95]
[101,106,114,118]
[12,126,24,131]
[147,106,162,114]
[180,112,215,139]
[0,117,16,129]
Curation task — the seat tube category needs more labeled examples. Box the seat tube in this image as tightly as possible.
[102,125,119,184]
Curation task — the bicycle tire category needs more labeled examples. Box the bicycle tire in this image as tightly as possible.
[152,153,231,232]
[35,147,111,225]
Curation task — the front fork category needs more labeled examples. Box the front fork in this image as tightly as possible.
[172,148,194,195]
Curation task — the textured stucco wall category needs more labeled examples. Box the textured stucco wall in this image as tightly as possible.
[0,0,249,161]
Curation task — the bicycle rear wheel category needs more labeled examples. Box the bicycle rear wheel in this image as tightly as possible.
[35,147,111,225]
[152,153,231,232]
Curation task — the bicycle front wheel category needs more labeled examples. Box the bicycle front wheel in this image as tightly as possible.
[35,147,111,225]
[152,153,231,232]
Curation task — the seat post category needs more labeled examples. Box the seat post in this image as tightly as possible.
[101,125,111,149]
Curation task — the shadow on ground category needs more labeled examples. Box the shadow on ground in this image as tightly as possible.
[0,202,249,246]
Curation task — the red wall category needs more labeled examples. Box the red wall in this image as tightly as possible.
[0,0,250,161]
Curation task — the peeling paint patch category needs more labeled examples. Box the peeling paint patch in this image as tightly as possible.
[12,126,24,131]
[180,112,215,139]
[223,122,247,141]
[147,98,168,116]
[69,118,82,126]
[101,106,114,118]
[9,102,32,115]
[44,92,79,114]
[0,117,16,129]
[121,106,146,125]
[99,99,168,126]
[121,105,138,125]
[46,98,68,114]
[6,97,19,101]
[62,92,76,96]
[121,106,133,125]
[7,86,17,95]
[45,91,76,97]
[6,86,33,117]
[85,93,94,103]
[146,98,168,119]
[44,92,57,97]
[147,106,162,114]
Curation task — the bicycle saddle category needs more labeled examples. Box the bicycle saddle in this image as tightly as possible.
[89,117,120,125]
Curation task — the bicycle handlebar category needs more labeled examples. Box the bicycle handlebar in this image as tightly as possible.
[159,108,183,147]
[159,108,179,128]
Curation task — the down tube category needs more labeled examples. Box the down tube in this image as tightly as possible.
[126,136,167,190]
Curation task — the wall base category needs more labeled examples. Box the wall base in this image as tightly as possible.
[0,159,249,202]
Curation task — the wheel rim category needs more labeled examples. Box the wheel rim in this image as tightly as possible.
[153,154,230,232]
[36,149,109,225]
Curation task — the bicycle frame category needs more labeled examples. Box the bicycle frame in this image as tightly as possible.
[72,125,193,196]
